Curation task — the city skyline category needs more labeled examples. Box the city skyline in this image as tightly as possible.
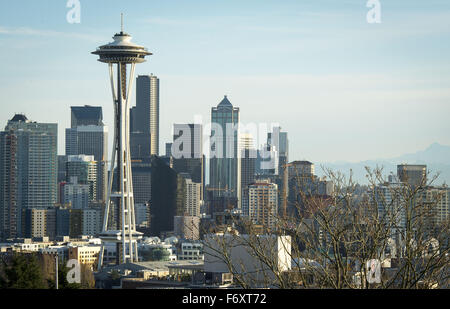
[1,0,450,163]
[0,2,449,292]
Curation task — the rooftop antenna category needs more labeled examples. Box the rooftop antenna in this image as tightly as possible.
[121,13,124,33]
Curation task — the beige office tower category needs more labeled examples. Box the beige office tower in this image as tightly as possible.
[240,133,256,217]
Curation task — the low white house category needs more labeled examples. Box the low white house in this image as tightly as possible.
[203,233,291,287]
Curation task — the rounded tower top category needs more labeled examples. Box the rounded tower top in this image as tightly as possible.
[92,29,152,64]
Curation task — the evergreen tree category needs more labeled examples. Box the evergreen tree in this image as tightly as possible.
[47,262,82,289]
[0,253,46,289]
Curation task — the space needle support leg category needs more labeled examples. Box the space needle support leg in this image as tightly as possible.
[98,62,119,271]
[117,62,127,264]
[124,63,136,262]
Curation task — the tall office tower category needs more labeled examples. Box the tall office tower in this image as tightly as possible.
[268,127,289,174]
[247,181,278,230]
[58,155,68,183]
[92,24,151,267]
[209,96,241,207]
[256,143,279,176]
[397,164,427,188]
[172,123,204,198]
[66,106,108,203]
[71,105,103,127]
[150,156,185,236]
[66,155,97,201]
[267,127,289,216]
[131,158,152,205]
[287,160,333,218]
[0,114,57,240]
[131,74,160,157]
[240,133,256,217]
[289,160,315,177]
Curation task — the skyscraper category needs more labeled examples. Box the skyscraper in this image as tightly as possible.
[66,106,108,202]
[149,156,185,236]
[172,123,204,198]
[131,74,159,157]
[209,96,241,207]
[240,133,256,216]
[397,164,427,188]
[256,127,288,176]
[70,105,103,127]
[0,114,57,240]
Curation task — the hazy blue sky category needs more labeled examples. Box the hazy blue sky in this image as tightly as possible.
[1,0,449,163]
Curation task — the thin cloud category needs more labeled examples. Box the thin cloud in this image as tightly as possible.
[0,26,103,42]
[141,17,198,27]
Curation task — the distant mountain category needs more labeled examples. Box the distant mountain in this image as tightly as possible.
[390,142,450,165]
[316,143,450,186]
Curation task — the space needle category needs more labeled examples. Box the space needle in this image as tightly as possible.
[92,16,152,269]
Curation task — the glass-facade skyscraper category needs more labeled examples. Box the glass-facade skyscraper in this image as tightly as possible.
[172,123,204,199]
[65,106,108,203]
[209,96,241,207]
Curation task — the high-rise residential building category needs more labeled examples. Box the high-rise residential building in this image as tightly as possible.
[373,178,407,231]
[62,181,90,210]
[66,155,97,201]
[182,174,202,217]
[82,208,102,236]
[23,208,48,238]
[0,114,57,240]
[66,106,108,203]
[397,164,427,188]
[209,96,241,207]
[131,75,160,157]
[247,181,278,230]
[172,123,204,198]
[421,186,449,228]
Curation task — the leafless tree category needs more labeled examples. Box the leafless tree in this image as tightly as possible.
[201,166,449,289]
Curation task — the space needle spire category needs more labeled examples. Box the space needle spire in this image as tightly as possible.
[92,16,152,269]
